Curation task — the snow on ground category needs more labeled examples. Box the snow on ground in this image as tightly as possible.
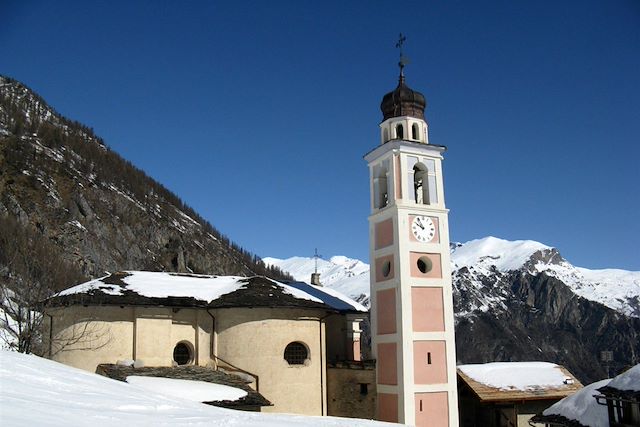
[0,350,399,426]
[458,362,570,391]
[542,379,610,427]
[126,376,247,402]
[58,271,324,304]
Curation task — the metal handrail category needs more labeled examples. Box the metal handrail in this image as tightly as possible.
[211,354,260,392]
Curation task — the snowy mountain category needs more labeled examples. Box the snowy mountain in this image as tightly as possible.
[451,237,640,319]
[263,256,370,305]
[266,237,640,382]
[266,237,640,318]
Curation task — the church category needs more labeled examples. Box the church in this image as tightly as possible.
[45,271,367,415]
[44,50,460,426]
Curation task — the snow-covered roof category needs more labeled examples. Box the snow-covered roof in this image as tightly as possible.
[602,363,640,393]
[96,363,271,408]
[285,281,368,312]
[126,376,247,403]
[457,362,582,402]
[50,271,366,313]
[533,365,640,427]
[0,350,400,426]
[535,379,610,427]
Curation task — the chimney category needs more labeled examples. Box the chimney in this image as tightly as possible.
[310,272,322,286]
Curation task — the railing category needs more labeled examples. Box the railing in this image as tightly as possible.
[211,354,260,392]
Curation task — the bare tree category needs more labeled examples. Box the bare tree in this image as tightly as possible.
[0,216,85,354]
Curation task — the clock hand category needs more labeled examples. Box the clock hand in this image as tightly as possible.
[416,218,425,230]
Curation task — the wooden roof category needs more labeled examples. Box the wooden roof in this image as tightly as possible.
[457,365,583,403]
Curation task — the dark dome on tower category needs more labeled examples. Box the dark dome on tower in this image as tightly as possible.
[380,75,426,121]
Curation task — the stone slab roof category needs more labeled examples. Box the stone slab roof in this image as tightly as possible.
[48,271,366,313]
[96,364,271,408]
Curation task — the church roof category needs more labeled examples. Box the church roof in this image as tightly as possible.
[380,74,426,121]
[48,271,367,313]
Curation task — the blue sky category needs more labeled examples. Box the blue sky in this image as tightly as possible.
[2,1,639,270]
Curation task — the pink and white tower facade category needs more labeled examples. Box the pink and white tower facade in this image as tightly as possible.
[365,65,459,427]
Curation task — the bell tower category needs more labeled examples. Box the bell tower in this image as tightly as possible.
[365,39,459,427]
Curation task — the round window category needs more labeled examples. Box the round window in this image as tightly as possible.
[417,256,433,274]
[173,342,193,365]
[284,342,308,365]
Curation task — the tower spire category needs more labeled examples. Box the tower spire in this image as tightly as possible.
[396,33,408,82]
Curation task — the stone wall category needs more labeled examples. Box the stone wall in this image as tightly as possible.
[327,361,376,420]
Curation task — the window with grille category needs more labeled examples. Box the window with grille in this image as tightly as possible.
[284,342,308,365]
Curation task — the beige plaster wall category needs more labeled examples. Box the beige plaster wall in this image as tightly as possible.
[48,306,209,372]
[47,306,135,372]
[48,305,335,417]
[212,307,328,416]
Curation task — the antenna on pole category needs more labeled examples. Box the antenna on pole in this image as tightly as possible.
[600,350,614,378]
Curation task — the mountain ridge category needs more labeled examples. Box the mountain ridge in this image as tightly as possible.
[0,75,291,283]
[265,237,640,382]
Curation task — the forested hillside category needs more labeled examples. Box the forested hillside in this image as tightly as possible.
[0,76,292,351]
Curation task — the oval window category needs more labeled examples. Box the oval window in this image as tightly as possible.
[173,342,193,365]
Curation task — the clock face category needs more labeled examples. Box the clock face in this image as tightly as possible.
[411,216,436,243]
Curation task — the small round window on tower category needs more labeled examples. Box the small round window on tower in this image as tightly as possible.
[173,342,193,365]
[284,342,309,365]
[417,256,433,274]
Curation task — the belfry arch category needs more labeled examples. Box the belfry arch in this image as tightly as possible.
[413,163,429,204]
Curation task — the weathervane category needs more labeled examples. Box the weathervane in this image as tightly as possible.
[312,248,322,274]
[396,33,409,76]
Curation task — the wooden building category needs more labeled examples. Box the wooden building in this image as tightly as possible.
[457,362,582,427]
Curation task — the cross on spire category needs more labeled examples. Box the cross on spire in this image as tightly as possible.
[396,33,409,77]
